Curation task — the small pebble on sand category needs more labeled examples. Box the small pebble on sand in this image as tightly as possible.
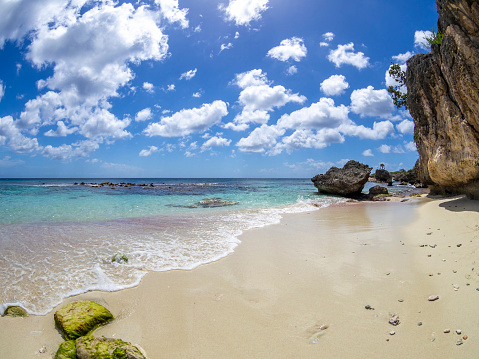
[456,329,462,335]
[418,322,423,326]
[398,299,404,302]
[444,329,450,333]
[389,331,395,335]
[463,335,468,340]
[456,339,463,346]
[428,295,439,301]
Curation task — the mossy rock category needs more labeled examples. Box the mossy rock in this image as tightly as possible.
[54,301,114,340]
[3,306,29,317]
[54,340,77,359]
[76,336,146,359]
[111,253,128,264]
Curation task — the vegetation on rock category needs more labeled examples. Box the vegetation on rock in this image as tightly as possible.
[54,301,114,340]
[3,305,29,317]
[75,336,146,359]
[54,340,77,359]
[387,63,408,110]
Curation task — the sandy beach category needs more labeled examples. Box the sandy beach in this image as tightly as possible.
[2,195,479,358]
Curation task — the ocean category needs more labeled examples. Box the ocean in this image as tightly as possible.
[0,178,351,315]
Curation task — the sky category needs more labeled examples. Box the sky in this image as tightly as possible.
[0,0,439,178]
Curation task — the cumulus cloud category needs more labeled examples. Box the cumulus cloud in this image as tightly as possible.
[277,98,349,130]
[155,0,189,28]
[0,115,40,153]
[144,100,228,137]
[323,32,335,42]
[396,119,414,134]
[392,51,414,64]
[287,66,298,76]
[362,149,374,157]
[233,69,269,88]
[378,144,391,153]
[201,136,232,150]
[320,75,349,96]
[44,121,78,137]
[80,109,131,140]
[404,141,417,151]
[135,108,153,122]
[179,69,197,80]
[340,120,395,140]
[42,140,99,161]
[236,124,284,153]
[139,145,159,157]
[414,30,433,50]
[143,82,155,93]
[225,109,270,131]
[219,0,269,26]
[239,84,306,112]
[328,43,370,69]
[267,37,307,62]
[270,128,344,155]
[350,86,394,118]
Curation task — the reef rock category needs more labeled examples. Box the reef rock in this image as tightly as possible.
[75,336,146,359]
[3,305,29,317]
[54,340,77,359]
[369,185,389,196]
[311,160,372,197]
[406,0,479,198]
[54,301,114,340]
[374,169,392,183]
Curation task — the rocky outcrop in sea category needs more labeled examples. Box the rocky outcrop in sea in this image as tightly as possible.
[311,160,372,198]
[406,0,479,198]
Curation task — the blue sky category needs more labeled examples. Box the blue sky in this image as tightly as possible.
[0,0,438,178]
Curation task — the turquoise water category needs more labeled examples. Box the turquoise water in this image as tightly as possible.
[0,178,349,315]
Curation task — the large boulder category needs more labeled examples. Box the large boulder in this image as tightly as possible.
[406,0,479,198]
[311,160,372,197]
[75,336,146,359]
[54,301,114,340]
[2,306,29,317]
[54,340,77,359]
[374,169,392,183]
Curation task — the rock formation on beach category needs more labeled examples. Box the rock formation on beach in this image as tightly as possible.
[406,0,479,198]
[311,160,372,197]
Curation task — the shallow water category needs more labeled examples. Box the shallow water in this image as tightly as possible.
[0,178,350,315]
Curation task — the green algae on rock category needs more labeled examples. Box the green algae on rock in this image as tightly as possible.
[75,336,146,359]
[54,340,77,359]
[111,253,129,264]
[54,301,114,340]
[3,306,29,317]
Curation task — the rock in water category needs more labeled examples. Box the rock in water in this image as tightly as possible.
[311,160,372,197]
[54,340,77,359]
[54,301,114,340]
[3,306,29,317]
[406,0,479,198]
[375,169,392,183]
[75,336,146,359]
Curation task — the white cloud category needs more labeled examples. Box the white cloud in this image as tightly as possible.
[287,65,298,75]
[267,37,307,62]
[219,0,269,26]
[396,119,414,134]
[414,30,433,50]
[135,108,153,122]
[155,0,189,29]
[323,32,335,42]
[192,91,202,98]
[320,75,349,96]
[362,149,374,157]
[350,86,394,118]
[392,51,414,64]
[201,136,232,150]
[239,84,306,112]
[166,84,175,92]
[0,80,4,102]
[219,42,233,53]
[320,42,329,47]
[143,82,155,93]
[340,120,395,140]
[0,115,40,153]
[236,124,284,153]
[378,144,391,153]
[42,140,99,161]
[235,31,240,39]
[328,43,370,69]
[44,120,78,137]
[233,69,269,88]
[144,100,228,137]
[179,68,197,80]
[277,98,349,130]
[139,145,159,157]
[80,108,131,140]
[270,128,344,155]
[404,141,417,151]
[225,109,270,131]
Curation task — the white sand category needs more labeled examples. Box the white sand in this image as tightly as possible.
[1,196,479,358]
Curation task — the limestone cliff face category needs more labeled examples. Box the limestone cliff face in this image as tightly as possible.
[406,0,479,198]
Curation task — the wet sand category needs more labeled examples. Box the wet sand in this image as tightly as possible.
[1,196,479,358]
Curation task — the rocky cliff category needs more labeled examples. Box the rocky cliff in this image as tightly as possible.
[406,0,479,198]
